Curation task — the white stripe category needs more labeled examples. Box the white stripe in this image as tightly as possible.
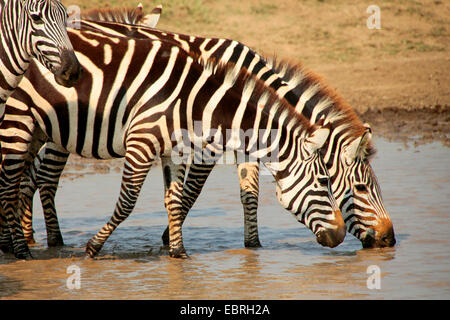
[294,84,320,114]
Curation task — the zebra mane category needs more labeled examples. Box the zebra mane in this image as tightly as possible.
[80,6,147,25]
[265,56,376,159]
[197,55,316,137]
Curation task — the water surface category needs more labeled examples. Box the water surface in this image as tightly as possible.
[0,138,449,299]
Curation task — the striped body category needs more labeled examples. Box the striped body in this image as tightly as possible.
[1,25,346,258]
[15,10,394,250]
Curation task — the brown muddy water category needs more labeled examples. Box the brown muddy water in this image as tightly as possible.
[0,138,449,299]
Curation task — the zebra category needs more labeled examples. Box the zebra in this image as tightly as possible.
[14,7,394,249]
[0,25,347,259]
[0,0,82,118]
[0,0,81,258]
[14,5,163,247]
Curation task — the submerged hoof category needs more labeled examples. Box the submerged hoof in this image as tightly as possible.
[244,238,262,248]
[14,249,33,260]
[169,246,189,259]
[85,239,103,258]
[0,244,13,254]
[47,234,64,247]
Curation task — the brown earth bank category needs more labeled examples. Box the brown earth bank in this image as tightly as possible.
[62,0,450,146]
[359,105,449,147]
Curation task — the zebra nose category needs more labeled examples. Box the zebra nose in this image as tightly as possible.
[362,222,396,248]
[315,212,346,248]
[54,49,82,87]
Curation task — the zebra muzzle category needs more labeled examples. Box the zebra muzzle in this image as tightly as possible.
[361,226,396,248]
[54,49,83,87]
[315,210,346,248]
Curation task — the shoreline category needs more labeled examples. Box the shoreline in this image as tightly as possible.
[359,104,449,147]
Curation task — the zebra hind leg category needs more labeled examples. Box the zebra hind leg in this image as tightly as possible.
[17,126,50,245]
[161,162,215,246]
[161,158,188,258]
[0,212,13,253]
[18,152,41,245]
[237,162,262,248]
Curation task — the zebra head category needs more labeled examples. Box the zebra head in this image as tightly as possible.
[339,125,396,248]
[268,125,346,248]
[18,0,82,87]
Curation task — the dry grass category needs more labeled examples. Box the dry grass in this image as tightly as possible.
[62,0,449,112]
[63,0,449,64]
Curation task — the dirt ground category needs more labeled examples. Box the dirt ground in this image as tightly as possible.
[63,0,450,146]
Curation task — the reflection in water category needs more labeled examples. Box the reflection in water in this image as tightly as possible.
[0,139,449,299]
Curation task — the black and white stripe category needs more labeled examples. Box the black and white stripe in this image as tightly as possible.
[14,9,394,251]
[0,0,80,258]
[1,25,346,258]
[0,0,81,119]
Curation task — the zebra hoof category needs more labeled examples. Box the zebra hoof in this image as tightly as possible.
[14,250,33,260]
[244,238,262,248]
[85,239,103,258]
[169,246,189,259]
[47,234,64,247]
[0,244,13,254]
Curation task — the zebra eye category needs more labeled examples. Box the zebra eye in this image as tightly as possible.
[30,13,43,23]
[355,184,368,192]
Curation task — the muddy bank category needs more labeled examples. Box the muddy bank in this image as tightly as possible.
[359,104,450,147]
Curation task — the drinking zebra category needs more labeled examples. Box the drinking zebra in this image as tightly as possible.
[15,8,395,250]
[0,24,346,259]
[0,0,81,258]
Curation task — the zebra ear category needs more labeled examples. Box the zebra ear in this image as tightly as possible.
[302,126,330,157]
[343,125,373,162]
[141,5,162,28]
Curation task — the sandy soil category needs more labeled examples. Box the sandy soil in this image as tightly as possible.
[63,0,450,145]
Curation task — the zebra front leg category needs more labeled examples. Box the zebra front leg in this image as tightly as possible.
[0,211,13,253]
[161,162,215,246]
[0,163,33,259]
[161,158,188,258]
[237,162,262,248]
[0,122,39,259]
[36,143,69,247]
[85,153,154,258]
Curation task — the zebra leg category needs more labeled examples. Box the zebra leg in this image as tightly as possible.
[18,135,62,245]
[36,143,69,247]
[161,158,188,258]
[237,162,262,248]
[0,122,48,258]
[85,152,154,258]
[18,158,39,244]
[161,162,215,246]
[0,210,13,253]
[0,151,33,259]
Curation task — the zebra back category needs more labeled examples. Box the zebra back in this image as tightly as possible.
[80,4,162,27]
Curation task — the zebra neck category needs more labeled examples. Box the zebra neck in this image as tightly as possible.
[0,0,30,104]
[322,130,355,184]
[0,33,29,105]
